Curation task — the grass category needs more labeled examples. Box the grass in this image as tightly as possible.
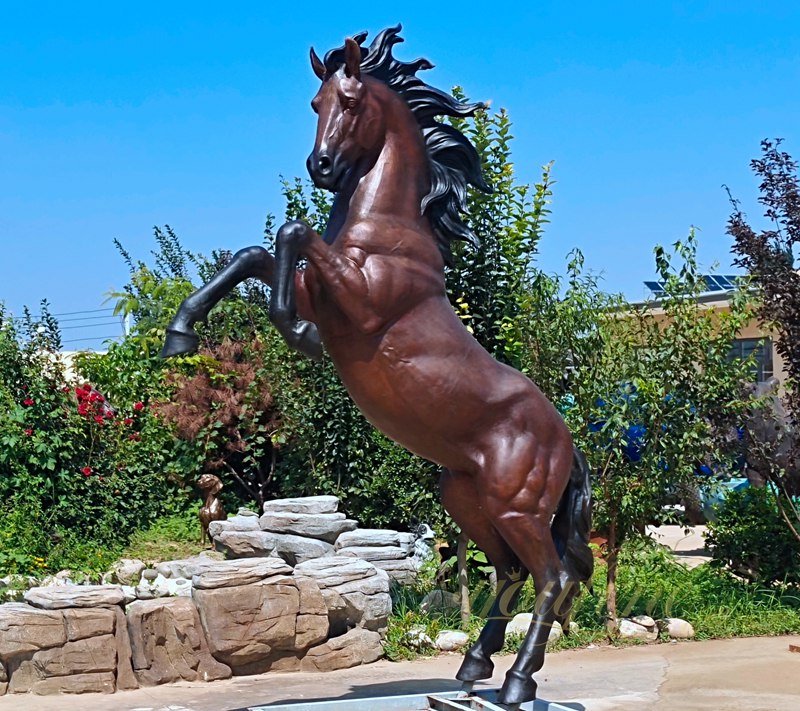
[122,505,207,564]
[384,539,800,661]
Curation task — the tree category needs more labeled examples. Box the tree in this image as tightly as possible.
[728,139,800,542]
[566,233,754,624]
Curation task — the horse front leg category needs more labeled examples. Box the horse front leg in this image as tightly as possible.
[269,221,323,361]
[161,246,275,358]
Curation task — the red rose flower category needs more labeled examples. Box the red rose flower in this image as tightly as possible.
[24,428,33,436]
[22,398,34,407]
[123,417,133,426]
[81,466,92,477]
[128,432,141,441]
[94,415,105,425]
[133,401,144,411]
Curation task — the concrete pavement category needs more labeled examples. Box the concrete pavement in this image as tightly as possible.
[0,635,797,711]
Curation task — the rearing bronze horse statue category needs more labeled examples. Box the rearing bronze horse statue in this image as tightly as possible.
[162,26,592,708]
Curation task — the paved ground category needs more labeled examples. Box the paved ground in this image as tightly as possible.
[2,635,797,711]
[646,525,710,568]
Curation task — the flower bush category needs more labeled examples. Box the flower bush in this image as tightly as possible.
[0,303,190,575]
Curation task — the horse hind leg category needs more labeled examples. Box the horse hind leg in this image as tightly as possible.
[479,442,576,706]
[440,470,528,684]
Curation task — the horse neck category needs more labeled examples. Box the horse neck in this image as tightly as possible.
[330,102,430,235]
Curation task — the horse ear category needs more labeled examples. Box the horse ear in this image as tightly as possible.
[344,37,361,80]
[310,47,326,80]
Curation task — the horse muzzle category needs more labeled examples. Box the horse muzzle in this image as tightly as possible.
[307,151,349,192]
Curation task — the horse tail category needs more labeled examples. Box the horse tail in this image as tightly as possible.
[551,447,594,589]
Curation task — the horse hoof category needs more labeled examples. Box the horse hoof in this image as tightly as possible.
[289,321,323,361]
[161,328,200,358]
[497,670,537,705]
[456,651,494,682]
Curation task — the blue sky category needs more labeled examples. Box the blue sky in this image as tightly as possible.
[1,2,799,347]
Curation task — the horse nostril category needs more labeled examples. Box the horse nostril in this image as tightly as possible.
[317,154,332,174]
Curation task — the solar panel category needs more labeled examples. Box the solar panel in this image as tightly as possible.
[644,281,665,295]
[703,276,723,292]
[643,274,743,296]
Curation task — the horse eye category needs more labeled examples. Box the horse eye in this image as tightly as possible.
[344,97,359,111]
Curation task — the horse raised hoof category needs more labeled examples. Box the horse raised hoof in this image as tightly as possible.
[285,320,323,361]
[161,327,200,358]
[455,649,494,682]
[497,670,537,706]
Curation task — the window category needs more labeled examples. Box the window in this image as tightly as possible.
[728,338,773,382]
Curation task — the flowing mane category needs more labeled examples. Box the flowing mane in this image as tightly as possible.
[321,25,492,263]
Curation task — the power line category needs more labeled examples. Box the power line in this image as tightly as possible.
[11,307,115,322]
[59,321,122,331]
[62,335,121,344]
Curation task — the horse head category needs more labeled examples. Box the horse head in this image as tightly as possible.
[307,37,386,192]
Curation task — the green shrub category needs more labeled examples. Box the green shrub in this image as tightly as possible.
[706,486,800,584]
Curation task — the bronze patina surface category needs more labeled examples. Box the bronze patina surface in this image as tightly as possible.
[163,27,592,706]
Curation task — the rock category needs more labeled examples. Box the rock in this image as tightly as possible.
[112,606,138,690]
[126,597,231,686]
[135,573,175,600]
[397,532,416,554]
[420,590,461,615]
[617,618,652,640]
[272,534,334,566]
[191,557,292,589]
[27,671,116,695]
[262,495,340,515]
[193,575,328,674]
[155,551,225,580]
[294,576,331,649]
[336,545,409,561]
[0,603,67,657]
[24,585,124,610]
[631,614,656,630]
[548,621,563,643]
[569,621,580,634]
[208,514,261,539]
[237,507,259,517]
[434,630,469,651]
[369,558,419,585]
[259,511,357,543]
[404,626,433,648]
[301,628,383,672]
[39,570,76,587]
[63,608,115,641]
[0,660,7,696]
[111,559,146,586]
[504,614,562,642]
[294,557,391,632]
[505,613,532,638]
[9,635,116,692]
[121,586,136,604]
[659,617,695,639]
[334,529,401,549]
[165,578,193,597]
[214,530,278,558]
[294,557,379,588]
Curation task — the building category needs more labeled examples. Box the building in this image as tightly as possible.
[637,274,781,386]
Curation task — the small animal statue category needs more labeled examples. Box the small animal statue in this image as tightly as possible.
[162,27,592,707]
[197,473,226,545]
